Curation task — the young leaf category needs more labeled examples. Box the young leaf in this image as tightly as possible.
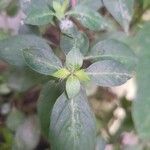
[75,70,90,82]
[88,39,137,70]
[66,75,81,98]
[68,6,109,31]
[23,46,62,75]
[37,81,64,138]
[52,68,70,79]
[0,35,50,67]
[132,22,150,140]
[86,60,132,87]
[103,0,134,33]
[60,31,89,55]
[66,47,83,70]
[50,91,96,150]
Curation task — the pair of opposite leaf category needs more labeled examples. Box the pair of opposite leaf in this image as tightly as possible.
[23,40,133,100]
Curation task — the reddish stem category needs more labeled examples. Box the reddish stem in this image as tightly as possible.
[71,0,77,8]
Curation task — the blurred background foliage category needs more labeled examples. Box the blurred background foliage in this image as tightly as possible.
[0,0,150,150]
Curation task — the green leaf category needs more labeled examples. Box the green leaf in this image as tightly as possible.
[50,91,96,150]
[75,69,90,82]
[7,67,49,92]
[52,68,70,79]
[87,39,137,70]
[25,9,54,26]
[21,0,52,16]
[76,0,103,10]
[53,1,62,12]
[60,31,89,55]
[132,22,150,140]
[68,6,109,31]
[21,0,54,25]
[103,0,134,33]
[66,75,81,98]
[86,60,132,87]
[18,24,39,35]
[0,35,51,67]
[23,46,62,75]
[37,81,64,138]
[66,47,83,70]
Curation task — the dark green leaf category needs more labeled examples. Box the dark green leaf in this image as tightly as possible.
[87,39,137,70]
[50,91,96,150]
[86,60,132,87]
[103,0,134,33]
[60,32,89,55]
[22,0,54,25]
[18,24,40,35]
[25,9,54,26]
[23,46,62,75]
[20,0,52,15]
[0,35,51,67]
[37,81,64,138]
[68,6,109,31]
[132,22,150,140]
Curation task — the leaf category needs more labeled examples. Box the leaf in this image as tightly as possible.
[66,47,83,70]
[132,22,150,140]
[60,31,89,55]
[37,81,64,138]
[95,136,106,150]
[20,0,52,15]
[7,67,49,92]
[75,69,90,82]
[66,75,81,98]
[50,91,96,150]
[68,6,109,31]
[86,60,132,87]
[88,39,137,70]
[18,24,40,35]
[21,0,54,25]
[76,0,103,10]
[23,45,62,75]
[25,9,54,26]
[0,35,51,67]
[103,0,134,33]
[52,68,70,79]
